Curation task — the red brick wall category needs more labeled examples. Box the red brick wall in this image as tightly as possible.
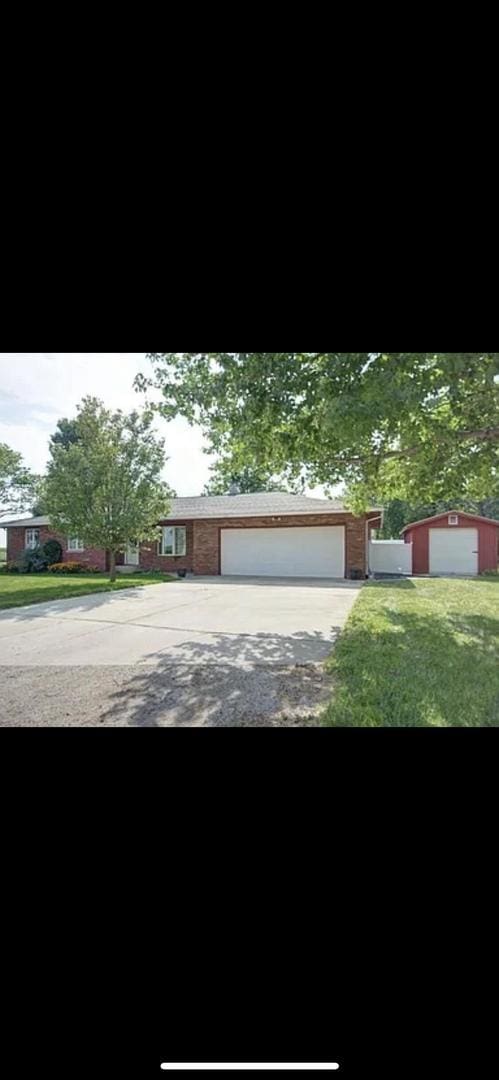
[139,522,194,573]
[6,526,108,571]
[188,513,370,577]
[8,513,375,578]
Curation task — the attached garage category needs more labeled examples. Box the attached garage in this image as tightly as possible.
[402,511,499,576]
[221,525,346,578]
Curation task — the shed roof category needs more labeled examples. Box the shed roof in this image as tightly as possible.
[401,510,499,535]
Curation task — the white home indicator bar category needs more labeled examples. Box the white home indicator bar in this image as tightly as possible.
[161,1067,340,1072]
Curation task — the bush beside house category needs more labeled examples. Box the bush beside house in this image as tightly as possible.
[42,538,62,564]
[48,562,101,574]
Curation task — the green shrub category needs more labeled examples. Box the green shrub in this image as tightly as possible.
[18,545,49,573]
[42,538,63,564]
[48,561,87,574]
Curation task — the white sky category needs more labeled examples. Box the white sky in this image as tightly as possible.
[0,352,216,544]
[0,352,329,546]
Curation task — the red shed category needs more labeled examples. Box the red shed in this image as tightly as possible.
[401,511,499,576]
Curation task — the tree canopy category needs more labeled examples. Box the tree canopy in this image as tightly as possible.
[44,397,171,579]
[203,459,284,496]
[137,353,499,510]
[0,443,38,516]
[379,497,499,538]
[49,416,81,451]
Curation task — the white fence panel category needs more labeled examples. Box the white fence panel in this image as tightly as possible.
[369,540,413,576]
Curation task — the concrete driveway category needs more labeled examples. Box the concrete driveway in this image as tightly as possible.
[0,577,362,726]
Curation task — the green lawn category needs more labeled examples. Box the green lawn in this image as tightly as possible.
[0,572,175,610]
[324,578,499,727]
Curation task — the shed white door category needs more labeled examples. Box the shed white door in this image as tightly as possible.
[429,528,479,575]
[221,526,345,578]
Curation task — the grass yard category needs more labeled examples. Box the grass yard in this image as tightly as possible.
[324,577,499,727]
[0,572,175,610]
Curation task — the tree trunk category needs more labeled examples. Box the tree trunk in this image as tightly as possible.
[109,550,117,582]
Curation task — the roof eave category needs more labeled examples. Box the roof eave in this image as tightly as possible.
[401,509,499,534]
[0,516,50,528]
[160,507,382,522]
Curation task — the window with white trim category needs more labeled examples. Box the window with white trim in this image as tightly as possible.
[159,526,187,556]
[448,514,459,526]
[68,537,85,552]
[25,528,40,550]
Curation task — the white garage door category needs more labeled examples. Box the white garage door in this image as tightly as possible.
[429,528,479,575]
[221,526,345,578]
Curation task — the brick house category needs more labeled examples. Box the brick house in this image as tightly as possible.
[3,494,382,579]
[3,517,110,571]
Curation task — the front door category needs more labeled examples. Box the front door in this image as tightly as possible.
[126,541,140,566]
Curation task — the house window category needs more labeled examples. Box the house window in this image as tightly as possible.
[159,526,187,557]
[68,537,85,552]
[448,515,459,526]
[25,528,40,550]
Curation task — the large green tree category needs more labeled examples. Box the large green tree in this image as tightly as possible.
[44,398,171,580]
[379,496,499,538]
[203,458,285,496]
[0,443,38,516]
[49,416,81,451]
[137,353,499,509]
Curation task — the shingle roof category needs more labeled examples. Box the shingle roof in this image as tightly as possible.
[1,494,381,529]
[163,493,364,520]
[0,515,50,528]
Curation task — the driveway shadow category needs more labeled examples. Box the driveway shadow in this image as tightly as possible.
[153,625,338,665]
[0,585,167,622]
[97,627,343,727]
